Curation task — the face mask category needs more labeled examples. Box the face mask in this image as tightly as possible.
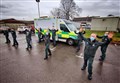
[90,37,95,41]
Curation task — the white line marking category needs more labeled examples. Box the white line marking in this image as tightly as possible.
[76,53,84,59]
[50,47,56,51]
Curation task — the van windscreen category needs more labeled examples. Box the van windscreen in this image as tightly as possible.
[66,23,77,31]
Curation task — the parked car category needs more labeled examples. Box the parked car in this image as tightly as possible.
[81,24,91,29]
[80,24,86,28]
[17,26,29,33]
[84,24,91,29]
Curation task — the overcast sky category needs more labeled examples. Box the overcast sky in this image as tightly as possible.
[0,0,120,20]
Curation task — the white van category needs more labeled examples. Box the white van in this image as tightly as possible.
[17,26,29,33]
[34,17,79,45]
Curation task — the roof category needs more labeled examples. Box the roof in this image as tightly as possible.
[73,16,120,22]
[0,18,34,24]
[92,16,120,19]
[73,17,93,22]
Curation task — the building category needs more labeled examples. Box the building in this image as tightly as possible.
[72,16,100,29]
[91,17,120,31]
[73,17,93,24]
[0,18,34,29]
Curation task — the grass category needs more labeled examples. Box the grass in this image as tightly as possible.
[84,30,120,43]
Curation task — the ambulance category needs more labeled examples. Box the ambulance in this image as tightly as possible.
[34,17,79,45]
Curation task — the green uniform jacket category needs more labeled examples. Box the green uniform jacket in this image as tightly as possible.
[44,33,51,46]
[11,30,17,38]
[25,30,32,42]
[82,36,105,58]
[97,35,112,46]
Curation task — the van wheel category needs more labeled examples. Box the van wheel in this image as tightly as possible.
[67,39,74,46]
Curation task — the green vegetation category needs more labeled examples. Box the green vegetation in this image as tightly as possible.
[84,30,120,43]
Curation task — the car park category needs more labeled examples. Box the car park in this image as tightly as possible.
[17,26,29,33]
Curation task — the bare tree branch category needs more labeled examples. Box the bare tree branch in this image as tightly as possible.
[50,0,82,20]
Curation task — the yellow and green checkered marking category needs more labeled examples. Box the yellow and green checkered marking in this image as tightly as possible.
[35,29,78,40]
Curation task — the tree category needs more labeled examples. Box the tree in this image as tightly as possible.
[50,8,61,18]
[51,0,82,20]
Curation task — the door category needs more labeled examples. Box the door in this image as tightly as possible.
[58,24,70,39]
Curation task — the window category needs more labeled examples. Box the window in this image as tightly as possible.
[66,23,77,31]
[60,24,69,32]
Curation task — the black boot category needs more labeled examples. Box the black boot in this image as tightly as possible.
[88,74,92,80]
[29,45,32,49]
[12,45,15,46]
[81,66,86,70]
[44,57,48,60]
[26,48,29,50]
[48,53,52,56]
[30,47,32,49]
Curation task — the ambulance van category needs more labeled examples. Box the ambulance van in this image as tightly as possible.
[34,17,79,45]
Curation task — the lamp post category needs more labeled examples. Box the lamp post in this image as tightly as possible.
[36,0,40,18]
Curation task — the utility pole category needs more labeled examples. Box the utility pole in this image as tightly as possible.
[36,0,40,18]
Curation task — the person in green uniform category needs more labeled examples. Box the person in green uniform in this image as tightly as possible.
[81,33,107,80]
[10,28,18,47]
[25,28,32,50]
[97,32,113,61]
[3,29,11,44]
[49,28,58,47]
[44,30,52,60]
[38,28,43,43]
[76,26,85,53]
